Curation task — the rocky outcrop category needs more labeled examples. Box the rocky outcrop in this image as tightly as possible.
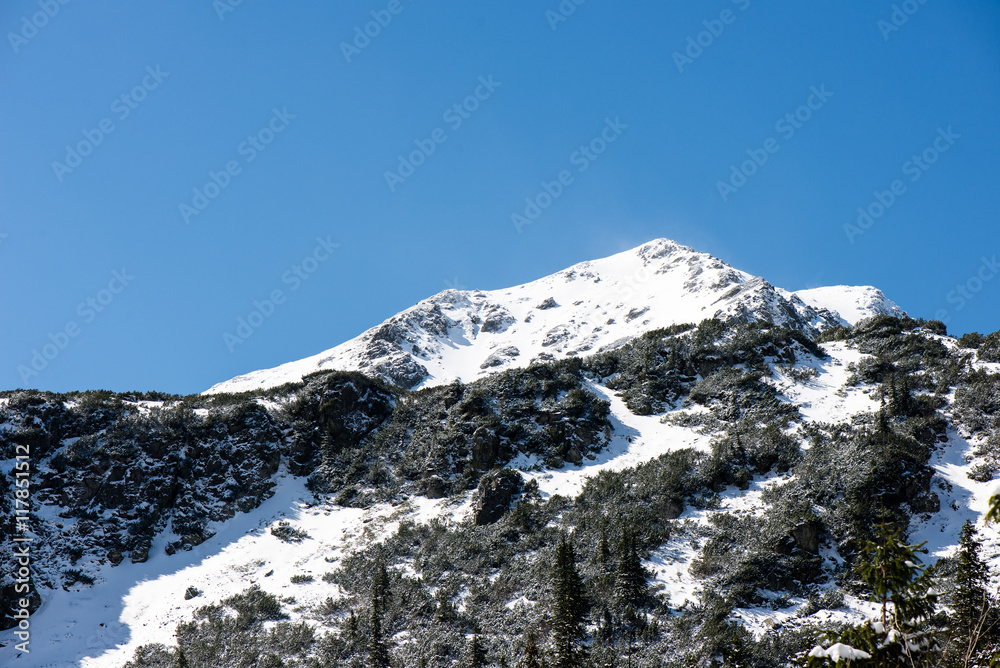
[470,427,500,470]
[473,469,523,526]
[480,346,520,369]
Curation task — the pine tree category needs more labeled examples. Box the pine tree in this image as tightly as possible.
[798,520,940,666]
[613,526,646,615]
[598,524,611,572]
[548,535,589,668]
[368,606,390,668]
[176,648,189,668]
[466,634,487,668]
[372,558,390,615]
[347,610,359,641]
[518,631,542,668]
[856,520,937,629]
[944,521,999,667]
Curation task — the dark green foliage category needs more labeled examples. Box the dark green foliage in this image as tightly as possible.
[978,330,1000,362]
[368,605,390,668]
[465,634,486,668]
[270,521,310,543]
[953,369,1000,436]
[613,526,648,615]
[943,521,1000,667]
[548,535,589,668]
[957,331,984,349]
[517,631,543,668]
[855,521,937,627]
[19,313,998,667]
[798,521,942,667]
[124,586,311,668]
[587,320,823,418]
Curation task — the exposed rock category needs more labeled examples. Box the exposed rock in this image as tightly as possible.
[424,475,446,499]
[910,492,940,514]
[130,540,151,564]
[790,522,821,554]
[625,306,649,322]
[473,469,523,526]
[564,446,583,466]
[480,346,520,369]
[480,305,516,333]
[370,354,428,389]
[661,498,684,520]
[471,426,500,469]
[536,297,559,310]
[541,325,571,348]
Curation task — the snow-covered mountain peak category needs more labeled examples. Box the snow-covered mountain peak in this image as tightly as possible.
[206,239,903,394]
[792,285,904,326]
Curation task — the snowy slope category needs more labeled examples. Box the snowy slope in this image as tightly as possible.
[7,341,998,667]
[792,285,903,326]
[207,239,903,395]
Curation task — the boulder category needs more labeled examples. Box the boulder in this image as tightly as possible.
[471,427,500,469]
[473,469,523,526]
[910,492,940,514]
[791,522,821,554]
[425,475,446,499]
[564,446,583,466]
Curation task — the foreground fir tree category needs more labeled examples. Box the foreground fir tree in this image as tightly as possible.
[548,535,589,668]
[797,520,940,667]
[944,521,1000,667]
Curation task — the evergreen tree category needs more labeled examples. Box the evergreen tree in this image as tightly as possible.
[517,631,542,668]
[368,606,390,668]
[856,520,937,628]
[176,649,189,668]
[944,521,999,667]
[797,520,940,667]
[613,526,646,615]
[548,535,589,668]
[347,610,359,642]
[466,634,487,668]
[372,558,390,616]
[598,524,611,572]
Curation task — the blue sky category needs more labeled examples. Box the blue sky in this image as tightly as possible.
[1,1,998,395]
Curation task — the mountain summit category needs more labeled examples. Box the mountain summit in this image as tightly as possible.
[206,239,902,394]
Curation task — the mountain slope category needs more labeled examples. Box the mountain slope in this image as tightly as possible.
[792,285,903,326]
[3,315,998,668]
[207,239,903,394]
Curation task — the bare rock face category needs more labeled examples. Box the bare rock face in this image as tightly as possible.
[480,346,520,369]
[790,522,821,554]
[536,297,559,310]
[563,446,583,466]
[661,498,684,520]
[370,354,428,389]
[424,475,446,499]
[480,304,516,333]
[470,426,500,470]
[910,492,940,514]
[472,469,523,526]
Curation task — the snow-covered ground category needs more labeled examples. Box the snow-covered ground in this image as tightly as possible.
[4,342,999,666]
[516,382,713,499]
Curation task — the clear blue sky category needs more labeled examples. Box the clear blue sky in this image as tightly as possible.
[2,1,998,394]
